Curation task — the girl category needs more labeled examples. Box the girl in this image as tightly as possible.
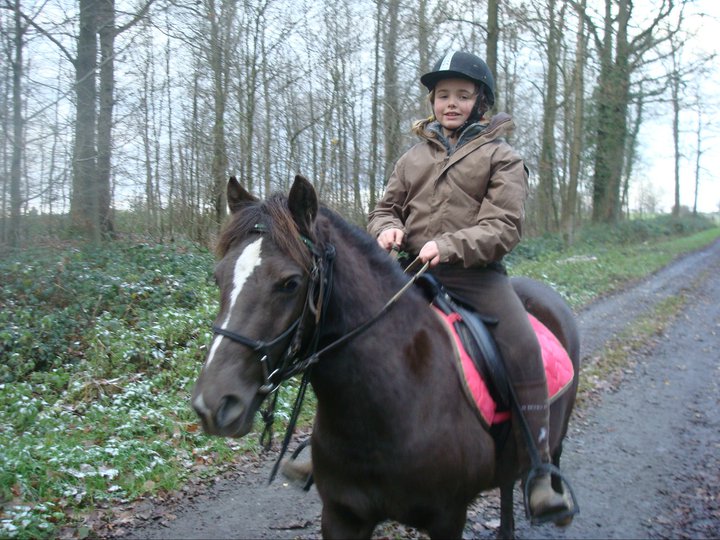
[367,50,570,522]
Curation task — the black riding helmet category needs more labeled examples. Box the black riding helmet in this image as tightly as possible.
[420,50,496,108]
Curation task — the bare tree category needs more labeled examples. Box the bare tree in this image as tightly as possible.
[207,0,236,226]
[487,0,499,110]
[382,0,401,180]
[561,0,587,244]
[587,0,683,223]
[3,0,27,246]
[536,0,565,231]
[367,0,384,213]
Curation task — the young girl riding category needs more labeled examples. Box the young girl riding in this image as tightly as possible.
[367,50,571,522]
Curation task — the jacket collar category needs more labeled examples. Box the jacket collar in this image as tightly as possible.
[422,112,514,156]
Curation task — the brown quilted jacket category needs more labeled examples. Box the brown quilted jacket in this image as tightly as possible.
[367,113,529,268]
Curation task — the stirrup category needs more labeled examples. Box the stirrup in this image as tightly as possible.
[523,462,579,525]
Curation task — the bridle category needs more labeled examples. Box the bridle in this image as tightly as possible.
[212,229,336,396]
[210,226,428,482]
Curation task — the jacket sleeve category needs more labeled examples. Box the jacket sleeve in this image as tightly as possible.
[367,156,408,239]
[435,144,529,267]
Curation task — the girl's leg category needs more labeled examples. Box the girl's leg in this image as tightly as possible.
[431,266,569,520]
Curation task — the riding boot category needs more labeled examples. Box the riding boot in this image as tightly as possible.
[513,378,570,521]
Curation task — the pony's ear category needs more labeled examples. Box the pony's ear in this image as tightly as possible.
[227,176,257,214]
[288,175,318,236]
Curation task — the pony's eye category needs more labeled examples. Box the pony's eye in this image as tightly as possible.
[279,276,302,293]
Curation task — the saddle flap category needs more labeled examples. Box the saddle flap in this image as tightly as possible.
[418,274,511,409]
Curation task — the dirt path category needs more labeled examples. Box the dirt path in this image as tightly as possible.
[118,239,720,540]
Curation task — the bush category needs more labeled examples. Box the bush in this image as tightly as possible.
[0,242,216,383]
[576,214,715,247]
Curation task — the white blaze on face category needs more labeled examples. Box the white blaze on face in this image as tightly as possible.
[205,236,263,367]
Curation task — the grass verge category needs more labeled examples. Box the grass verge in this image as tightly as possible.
[576,294,688,407]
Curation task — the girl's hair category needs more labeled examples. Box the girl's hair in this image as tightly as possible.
[411,84,490,137]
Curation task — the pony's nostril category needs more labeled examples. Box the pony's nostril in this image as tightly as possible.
[216,395,245,429]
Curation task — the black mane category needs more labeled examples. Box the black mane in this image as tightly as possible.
[316,206,410,289]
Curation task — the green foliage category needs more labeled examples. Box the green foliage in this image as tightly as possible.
[576,214,715,247]
[0,242,215,382]
[0,240,317,538]
[508,222,720,309]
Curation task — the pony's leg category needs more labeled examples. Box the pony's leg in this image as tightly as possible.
[321,501,376,540]
[498,480,516,540]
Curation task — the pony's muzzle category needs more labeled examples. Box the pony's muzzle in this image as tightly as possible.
[192,392,247,437]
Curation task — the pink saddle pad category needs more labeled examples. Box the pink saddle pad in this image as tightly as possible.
[434,308,575,426]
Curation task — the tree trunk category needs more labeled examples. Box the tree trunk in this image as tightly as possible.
[8,1,25,247]
[670,52,681,217]
[382,0,401,179]
[71,0,99,240]
[417,0,430,104]
[592,0,630,223]
[165,17,176,240]
[692,107,702,216]
[538,0,560,232]
[367,0,383,214]
[561,0,586,245]
[622,99,643,217]
[97,0,115,238]
[486,0,499,110]
[208,0,229,225]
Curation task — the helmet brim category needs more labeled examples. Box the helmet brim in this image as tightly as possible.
[420,70,477,91]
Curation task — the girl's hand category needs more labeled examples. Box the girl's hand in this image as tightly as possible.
[419,241,440,267]
[377,228,405,251]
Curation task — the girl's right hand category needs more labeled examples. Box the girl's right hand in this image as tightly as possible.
[377,228,405,252]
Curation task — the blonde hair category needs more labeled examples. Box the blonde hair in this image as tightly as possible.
[411,89,436,137]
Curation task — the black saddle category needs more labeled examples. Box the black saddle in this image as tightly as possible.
[415,273,511,411]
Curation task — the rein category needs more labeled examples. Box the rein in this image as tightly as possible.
[211,228,429,483]
[304,257,430,365]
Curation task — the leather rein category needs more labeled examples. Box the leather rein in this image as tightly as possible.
[211,227,428,482]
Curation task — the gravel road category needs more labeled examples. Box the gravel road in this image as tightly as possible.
[119,239,720,540]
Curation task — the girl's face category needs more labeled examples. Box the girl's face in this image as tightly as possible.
[432,78,478,136]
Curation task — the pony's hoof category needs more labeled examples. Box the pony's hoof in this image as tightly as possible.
[280,457,313,488]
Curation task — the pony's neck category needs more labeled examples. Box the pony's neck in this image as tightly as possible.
[310,233,439,393]
[320,234,416,335]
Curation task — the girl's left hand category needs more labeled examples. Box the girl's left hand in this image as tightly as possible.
[419,241,440,267]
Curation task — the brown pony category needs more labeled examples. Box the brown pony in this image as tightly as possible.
[192,175,580,539]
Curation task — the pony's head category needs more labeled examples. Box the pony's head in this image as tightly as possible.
[192,175,323,437]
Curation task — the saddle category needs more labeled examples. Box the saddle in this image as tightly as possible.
[415,274,574,428]
[415,274,512,423]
